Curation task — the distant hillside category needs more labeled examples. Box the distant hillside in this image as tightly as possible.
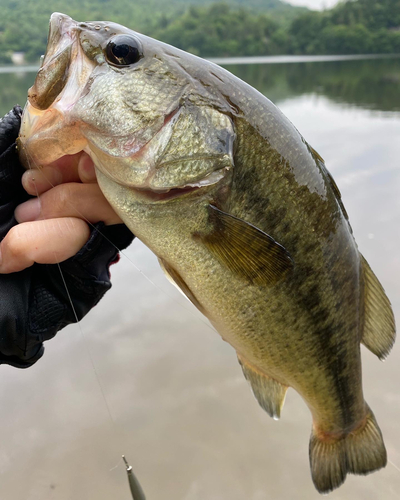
[289,0,400,54]
[330,0,400,30]
[161,0,301,12]
[0,0,305,62]
[0,0,398,63]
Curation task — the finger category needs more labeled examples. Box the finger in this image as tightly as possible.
[77,152,97,183]
[22,166,64,195]
[0,218,90,274]
[15,182,122,225]
[21,151,96,196]
[22,152,83,195]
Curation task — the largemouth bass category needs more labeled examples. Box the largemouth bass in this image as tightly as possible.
[18,13,396,493]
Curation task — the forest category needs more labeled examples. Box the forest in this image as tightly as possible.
[0,0,399,63]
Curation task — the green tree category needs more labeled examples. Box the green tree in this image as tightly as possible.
[288,12,329,54]
[153,3,282,57]
[319,24,374,54]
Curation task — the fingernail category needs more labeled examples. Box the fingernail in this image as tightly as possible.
[78,153,96,182]
[15,198,41,222]
[21,171,33,192]
[22,168,63,193]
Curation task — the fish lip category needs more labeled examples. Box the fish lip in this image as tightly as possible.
[47,13,77,49]
[133,185,201,202]
[129,166,229,202]
[27,15,78,111]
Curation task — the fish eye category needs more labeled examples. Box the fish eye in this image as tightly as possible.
[105,35,142,67]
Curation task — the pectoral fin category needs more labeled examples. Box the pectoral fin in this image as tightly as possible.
[238,356,288,420]
[196,205,293,286]
[360,254,396,360]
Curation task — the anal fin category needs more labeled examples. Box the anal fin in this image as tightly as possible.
[238,355,288,420]
[361,255,396,360]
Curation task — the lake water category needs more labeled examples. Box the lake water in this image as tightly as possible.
[1,56,400,500]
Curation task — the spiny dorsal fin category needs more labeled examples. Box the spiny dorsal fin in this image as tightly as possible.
[361,254,396,360]
[238,356,288,420]
[195,205,293,286]
[308,144,351,224]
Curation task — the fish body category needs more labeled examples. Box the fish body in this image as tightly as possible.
[18,13,396,493]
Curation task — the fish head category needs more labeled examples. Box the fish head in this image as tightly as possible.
[19,13,235,202]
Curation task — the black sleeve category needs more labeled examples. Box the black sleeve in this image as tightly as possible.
[0,107,134,368]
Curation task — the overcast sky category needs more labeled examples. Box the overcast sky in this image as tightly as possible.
[285,0,340,10]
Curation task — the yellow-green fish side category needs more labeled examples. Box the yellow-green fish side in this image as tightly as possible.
[18,13,396,494]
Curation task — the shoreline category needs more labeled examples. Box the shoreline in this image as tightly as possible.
[1,53,400,73]
[209,53,400,65]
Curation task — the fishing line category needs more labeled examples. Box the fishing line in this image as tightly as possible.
[388,458,400,474]
[21,148,150,499]
[23,147,122,436]
[56,260,118,428]
[109,456,123,472]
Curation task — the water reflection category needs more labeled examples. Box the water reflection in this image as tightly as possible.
[227,58,400,112]
[0,72,35,116]
[1,57,400,116]
[0,58,399,499]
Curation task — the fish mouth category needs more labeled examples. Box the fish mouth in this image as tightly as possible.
[130,167,228,202]
[133,185,201,202]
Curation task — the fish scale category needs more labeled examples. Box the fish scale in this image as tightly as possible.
[18,13,395,494]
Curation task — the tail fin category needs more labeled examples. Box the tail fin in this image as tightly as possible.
[309,405,387,494]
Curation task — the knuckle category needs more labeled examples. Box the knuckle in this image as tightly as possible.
[56,183,73,208]
[48,183,75,216]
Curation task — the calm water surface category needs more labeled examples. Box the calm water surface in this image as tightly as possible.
[1,57,400,500]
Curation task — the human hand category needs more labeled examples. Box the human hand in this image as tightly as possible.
[0,114,123,273]
[0,106,134,368]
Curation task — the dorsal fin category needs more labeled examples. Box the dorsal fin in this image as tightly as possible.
[308,144,351,225]
[360,254,396,360]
